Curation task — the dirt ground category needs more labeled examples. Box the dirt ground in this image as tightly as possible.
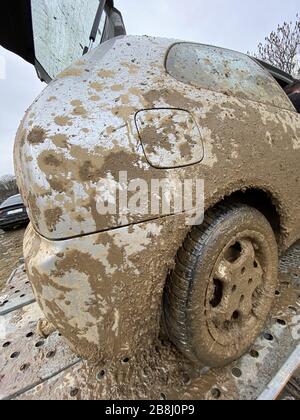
[0,226,26,291]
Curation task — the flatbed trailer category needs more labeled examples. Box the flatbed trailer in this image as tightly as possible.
[0,242,299,400]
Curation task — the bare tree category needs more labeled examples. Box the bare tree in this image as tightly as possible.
[0,175,19,204]
[253,15,300,77]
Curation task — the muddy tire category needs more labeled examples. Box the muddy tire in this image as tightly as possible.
[163,204,278,367]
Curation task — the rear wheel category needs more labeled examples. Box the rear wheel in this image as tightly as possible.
[163,204,278,367]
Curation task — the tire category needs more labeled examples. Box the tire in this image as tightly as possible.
[163,203,278,367]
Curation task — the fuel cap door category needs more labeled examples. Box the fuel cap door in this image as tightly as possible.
[135,108,204,169]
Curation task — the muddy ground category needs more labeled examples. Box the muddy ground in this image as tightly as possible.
[0,227,26,291]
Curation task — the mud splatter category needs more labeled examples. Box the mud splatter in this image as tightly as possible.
[179,142,193,160]
[89,95,100,102]
[57,68,83,78]
[54,116,73,127]
[44,208,63,232]
[143,89,202,110]
[72,106,87,116]
[90,82,104,92]
[129,87,142,96]
[79,161,102,183]
[27,192,41,221]
[97,70,115,78]
[111,84,123,91]
[51,134,69,148]
[121,62,139,74]
[112,106,136,121]
[27,127,48,145]
[70,100,83,107]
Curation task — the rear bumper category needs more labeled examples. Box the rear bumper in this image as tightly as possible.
[24,215,190,361]
[0,214,29,228]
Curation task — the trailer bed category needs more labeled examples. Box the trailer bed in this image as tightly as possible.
[0,243,299,400]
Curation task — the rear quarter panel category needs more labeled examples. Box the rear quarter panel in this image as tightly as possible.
[14,35,300,246]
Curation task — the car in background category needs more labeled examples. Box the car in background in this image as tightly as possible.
[0,194,29,231]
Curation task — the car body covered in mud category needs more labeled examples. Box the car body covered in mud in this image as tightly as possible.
[12,33,300,364]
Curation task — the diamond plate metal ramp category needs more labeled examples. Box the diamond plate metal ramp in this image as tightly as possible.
[14,243,300,400]
[0,302,80,400]
[0,266,35,315]
[15,289,300,400]
[1,242,300,400]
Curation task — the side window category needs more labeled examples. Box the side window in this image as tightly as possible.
[166,43,294,110]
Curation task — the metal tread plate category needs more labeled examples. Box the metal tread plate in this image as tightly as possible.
[0,242,299,400]
[15,290,300,400]
[0,266,35,315]
[0,302,80,400]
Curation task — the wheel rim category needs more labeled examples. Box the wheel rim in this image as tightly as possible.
[205,231,273,347]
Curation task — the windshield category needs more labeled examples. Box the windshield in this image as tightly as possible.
[1,195,23,208]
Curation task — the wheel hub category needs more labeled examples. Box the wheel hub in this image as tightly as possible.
[206,234,267,346]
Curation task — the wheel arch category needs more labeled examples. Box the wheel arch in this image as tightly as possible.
[205,187,285,251]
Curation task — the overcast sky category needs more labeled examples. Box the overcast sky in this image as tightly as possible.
[0,0,299,176]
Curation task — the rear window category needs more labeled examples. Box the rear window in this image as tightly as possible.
[166,43,293,110]
[0,195,22,208]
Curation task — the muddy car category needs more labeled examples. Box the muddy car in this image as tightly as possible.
[2,1,300,368]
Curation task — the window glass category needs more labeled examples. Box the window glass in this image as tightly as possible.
[1,195,22,208]
[31,0,106,79]
[166,43,293,109]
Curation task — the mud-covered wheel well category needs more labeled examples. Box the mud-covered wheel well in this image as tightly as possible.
[215,189,282,242]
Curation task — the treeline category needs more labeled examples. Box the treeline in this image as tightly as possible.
[0,175,19,205]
